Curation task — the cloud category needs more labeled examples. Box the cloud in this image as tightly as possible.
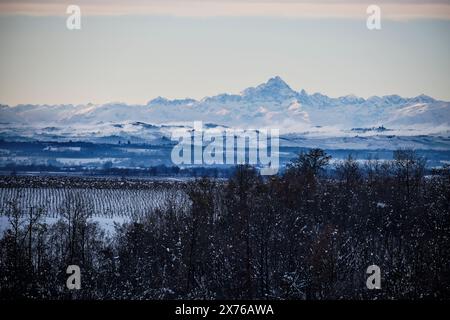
[0,0,449,20]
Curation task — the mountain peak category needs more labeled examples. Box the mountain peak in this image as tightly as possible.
[263,76,292,90]
[409,94,436,103]
[148,96,168,105]
[241,76,297,101]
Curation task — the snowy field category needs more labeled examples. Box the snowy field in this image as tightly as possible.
[0,183,190,235]
[0,187,188,217]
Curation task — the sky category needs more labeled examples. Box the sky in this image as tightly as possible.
[0,0,449,105]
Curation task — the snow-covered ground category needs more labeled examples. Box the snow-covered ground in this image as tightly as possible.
[0,185,190,236]
[0,187,189,217]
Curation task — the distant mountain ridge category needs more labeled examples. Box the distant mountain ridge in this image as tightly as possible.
[0,76,448,133]
[144,76,438,107]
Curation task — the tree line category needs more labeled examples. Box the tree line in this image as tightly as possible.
[0,149,449,299]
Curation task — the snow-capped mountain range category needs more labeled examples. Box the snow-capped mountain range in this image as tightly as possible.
[1,76,449,141]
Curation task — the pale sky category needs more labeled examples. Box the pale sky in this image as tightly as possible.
[0,0,449,105]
